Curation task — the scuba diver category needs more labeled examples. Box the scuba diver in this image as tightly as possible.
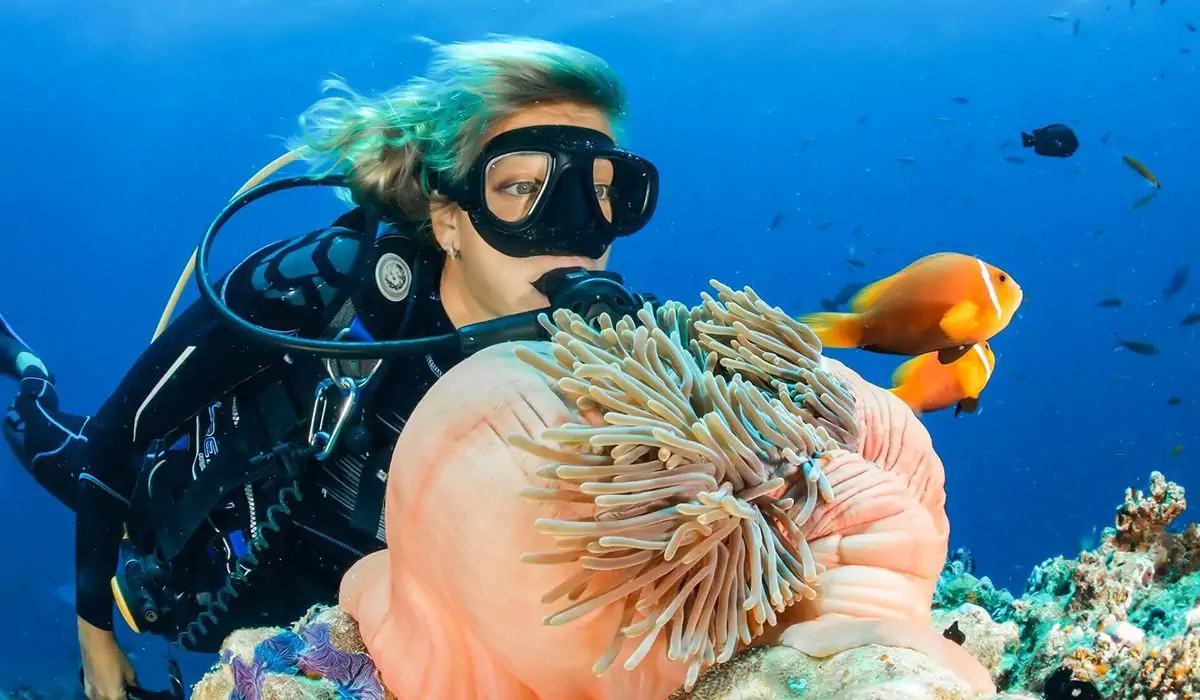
[0,37,659,700]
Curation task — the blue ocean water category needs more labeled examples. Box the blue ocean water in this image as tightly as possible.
[0,0,1194,694]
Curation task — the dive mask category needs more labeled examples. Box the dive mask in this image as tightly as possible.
[431,125,659,259]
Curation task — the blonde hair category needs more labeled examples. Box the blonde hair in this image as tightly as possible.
[289,37,628,237]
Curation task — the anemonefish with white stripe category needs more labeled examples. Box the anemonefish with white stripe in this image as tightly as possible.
[889,341,996,416]
[798,252,1022,364]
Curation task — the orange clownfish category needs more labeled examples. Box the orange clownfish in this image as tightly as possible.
[799,252,1023,364]
[889,341,996,416]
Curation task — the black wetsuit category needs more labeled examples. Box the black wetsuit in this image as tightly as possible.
[3,208,462,651]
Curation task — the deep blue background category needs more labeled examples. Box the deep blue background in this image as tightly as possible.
[2,0,1196,692]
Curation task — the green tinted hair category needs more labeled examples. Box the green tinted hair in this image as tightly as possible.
[289,36,628,229]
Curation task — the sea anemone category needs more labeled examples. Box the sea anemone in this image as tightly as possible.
[510,280,859,688]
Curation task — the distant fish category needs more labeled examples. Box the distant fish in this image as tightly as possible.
[951,96,970,104]
[1048,12,1069,20]
[769,212,785,231]
[1131,190,1159,210]
[1115,339,1159,355]
[851,225,864,236]
[819,281,867,312]
[1073,18,1082,35]
[998,139,1013,149]
[898,156,919,165]
[1097,297,1124,308]
[1182,312,1200,326]
[798,138,813,154]
[857,114,869,125]
[1181,47,1193,54]
[1170,444,1183,458]
[1186,22,1197,32]
[1100,132,1111,145]
[1001,156,1026,164]
[1164,266,1189,297]
[936,116,954,123]
[1093,228,1105,236]
[845,258,868,268]
[818,220,835,231]
[1123,155,1161,188]
[1168,396,1182,406]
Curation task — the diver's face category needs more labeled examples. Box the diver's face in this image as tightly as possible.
[432,101,614,328]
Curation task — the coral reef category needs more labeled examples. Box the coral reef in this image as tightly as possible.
[933,471,1200,699]
[672,643,1038,700]
[192,605,384,700]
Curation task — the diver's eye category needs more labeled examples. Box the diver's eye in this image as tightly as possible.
[594,183,612,200]
[501,181,541,197]
[998,274,1007,283]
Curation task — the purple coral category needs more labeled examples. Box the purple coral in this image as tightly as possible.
[296,623,383,699]
[228,653,268,700]
[212,617,382,700]
[337,655,385,700]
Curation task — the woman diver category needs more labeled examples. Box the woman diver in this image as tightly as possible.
[0,36,659,700]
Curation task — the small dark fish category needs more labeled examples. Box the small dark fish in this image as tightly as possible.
[1116,339,1160,355]
[845,258,868,268]
[1170,444,1183,458]
[1181,47,1193,54]
[897,156,918,165]
[1048,12,1069,21]
[1131,190,1159,210]
[1160,70,1166,82]
[997,139,1013,149]
[951,96,970,104]
[1130,0,1136,8]
[1186,22,1197,32]
[1092,228,1106,236]
[1165,266,1189,297]
[1073,18,1082,35]
[769,212,785,231]
[1021,123,1079,158]
[819,282,866,312]
[798,138,813,154]
[1044,667,1102,700]
[1100,132,1110,145]
[1097,298,1124,308]
[1182,312,1200,326]
[857,115,869,125]
[818,220,835,231]
[850,225,864,236]
[942,621,966,645]
[1167,396,1182,406]
[1001,156,1026,164]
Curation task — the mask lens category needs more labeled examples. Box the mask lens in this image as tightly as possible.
[485,151,551,224]
[606,156,655,231]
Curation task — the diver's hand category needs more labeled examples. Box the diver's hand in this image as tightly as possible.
[78,617,137,700]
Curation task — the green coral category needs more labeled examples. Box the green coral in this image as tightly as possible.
[934,567,1017,624]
